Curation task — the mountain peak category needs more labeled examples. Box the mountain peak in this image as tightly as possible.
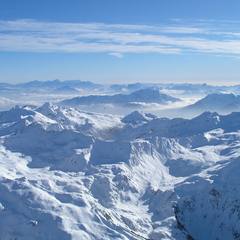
[183,93,240,115]
[121,110,156,125]
[37,102,60,116]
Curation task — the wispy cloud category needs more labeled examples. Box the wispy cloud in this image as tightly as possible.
[1,19,240,57]
[108,52,124,58]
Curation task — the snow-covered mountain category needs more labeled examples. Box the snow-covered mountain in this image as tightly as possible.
[0,103,240,239]
[60,88,180,106]
[182,93,240,115]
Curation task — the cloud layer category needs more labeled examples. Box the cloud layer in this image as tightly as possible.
[1,19,240,57]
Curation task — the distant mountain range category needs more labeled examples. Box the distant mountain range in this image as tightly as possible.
[1,80,240,95]
[60,88,180,106]
[0,80,102,92]
[2,80,240,117]
[109,82,240,94]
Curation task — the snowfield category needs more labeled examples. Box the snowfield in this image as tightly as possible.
[0,103,240,239]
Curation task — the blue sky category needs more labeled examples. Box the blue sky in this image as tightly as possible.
[1,0,240,84]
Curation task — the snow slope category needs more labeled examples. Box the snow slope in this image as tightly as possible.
[182,93,240,115]
[0,104,240,239]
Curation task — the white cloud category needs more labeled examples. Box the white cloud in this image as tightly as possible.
[1,19,240,57]
[108,52,124,58]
